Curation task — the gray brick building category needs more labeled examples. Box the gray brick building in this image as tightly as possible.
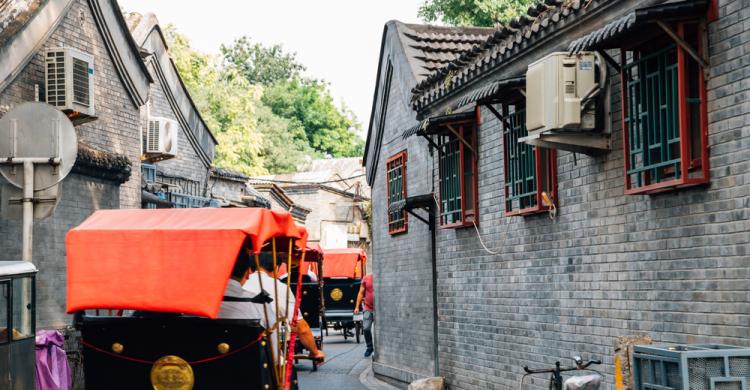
[0,0,151,329]
[365,1,748,389]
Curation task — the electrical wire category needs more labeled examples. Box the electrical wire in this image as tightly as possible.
[472,220,502,255]
[248,173,366,185]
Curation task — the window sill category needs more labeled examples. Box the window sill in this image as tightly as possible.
[505,205,551,217]
[625,177,709,195]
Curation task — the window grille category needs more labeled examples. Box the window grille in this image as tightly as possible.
[502,104,556,216]
[386,151,407,234]
[437,118,477,227]
[621,22,709,194]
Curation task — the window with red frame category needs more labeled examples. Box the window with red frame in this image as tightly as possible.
[500,101,557,216]
[386,151,407,234]
[621,21,709,194]
[437,115,478,227]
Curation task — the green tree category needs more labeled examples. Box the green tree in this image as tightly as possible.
[221,37,364,158]
[262,79,364,157]
[418,0,537,27]
[220,36,305,86]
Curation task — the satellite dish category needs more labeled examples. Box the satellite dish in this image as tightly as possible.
[0,102,77,190]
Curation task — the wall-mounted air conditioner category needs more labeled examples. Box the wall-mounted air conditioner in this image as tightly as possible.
[45,48,96,124]
[523,52,610,155]
[146,117,179,158]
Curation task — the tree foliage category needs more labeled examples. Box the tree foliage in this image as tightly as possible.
[220,37,305,86]
[221,37,365,158]
[418,0,537,27]
[164,26,363,175]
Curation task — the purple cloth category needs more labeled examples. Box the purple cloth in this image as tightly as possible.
[35,330,71,390]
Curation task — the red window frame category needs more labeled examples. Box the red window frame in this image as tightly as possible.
[500,100,558,217]
[620,21,709,195]
[437,107,480,228]
[386,151,408,235]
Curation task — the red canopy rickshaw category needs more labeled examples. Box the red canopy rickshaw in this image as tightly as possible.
[320,248,367,343]
[66,208,309,390]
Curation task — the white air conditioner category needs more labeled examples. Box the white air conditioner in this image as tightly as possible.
[146,117,179,156]
[526,52,597,135]
[45,48,96,123]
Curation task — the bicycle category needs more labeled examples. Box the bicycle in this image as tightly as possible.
[520,357,602,390]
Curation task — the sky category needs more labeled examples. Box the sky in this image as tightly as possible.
[119,0,426,138]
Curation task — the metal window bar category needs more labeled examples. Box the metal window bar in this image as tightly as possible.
[438,134,462,225]
[387,155,407,233]
[503,106,538,212]
[503,107,538,212]
[624,45,682,189]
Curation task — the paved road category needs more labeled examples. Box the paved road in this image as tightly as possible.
[297,332,370,389]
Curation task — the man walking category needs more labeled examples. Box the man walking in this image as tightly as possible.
[354,272,374,357]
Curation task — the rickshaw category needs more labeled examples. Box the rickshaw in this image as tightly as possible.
[0,261,37,390]
[66,208,312,390]
[321,248,367,343]
[280,243,325,371]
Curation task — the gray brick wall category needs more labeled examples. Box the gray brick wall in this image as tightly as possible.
[370,1,750,389]
[0,0,144,328]
[209,177,247,203]
[370,26,440,384]
[0,174,119,329]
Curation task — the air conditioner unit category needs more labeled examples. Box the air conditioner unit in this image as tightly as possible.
[146,117,179,157]
[526,52,598,135]
[45,48,96,124]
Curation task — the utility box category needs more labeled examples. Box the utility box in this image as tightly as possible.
[633,344,750,390]
[526,52,597,134]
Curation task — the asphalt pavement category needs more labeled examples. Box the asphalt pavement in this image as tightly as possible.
[296,332,397,390]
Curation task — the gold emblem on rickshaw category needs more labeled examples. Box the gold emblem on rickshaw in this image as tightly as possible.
[331,288,344,301]
[150,355,194,390]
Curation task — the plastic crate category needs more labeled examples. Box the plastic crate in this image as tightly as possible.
[633,344,750,390]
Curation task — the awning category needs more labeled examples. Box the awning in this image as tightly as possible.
[453,76,525,110]
[568,0,708,53]
[66,208,308,318]
[323,248,367,279]
[401,111,475,140]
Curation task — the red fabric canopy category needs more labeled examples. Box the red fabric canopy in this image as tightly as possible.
[323,248,367,278]
[66,208,307,318]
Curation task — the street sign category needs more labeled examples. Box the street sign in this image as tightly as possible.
[0,102,77,191]
[0,102,77,262]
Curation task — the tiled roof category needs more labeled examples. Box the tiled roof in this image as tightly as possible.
[411,0,611,112]
[211,167,249,182]
[0,0,43,45]
[397,22,494,81]
[73,142,132,184]
[568,0,708,53]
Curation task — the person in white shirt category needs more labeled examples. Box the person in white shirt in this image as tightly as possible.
[217,245,265,320]
[244,250,324,362]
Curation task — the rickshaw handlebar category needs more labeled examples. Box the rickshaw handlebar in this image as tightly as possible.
[523,359,601,374]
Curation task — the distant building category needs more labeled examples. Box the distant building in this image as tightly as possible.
[253,157,370,249]
[253,182,311,223]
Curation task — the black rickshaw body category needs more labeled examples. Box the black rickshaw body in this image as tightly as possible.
[0,261,37,390]
[75,315,283,389]
[320,249,366,343]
